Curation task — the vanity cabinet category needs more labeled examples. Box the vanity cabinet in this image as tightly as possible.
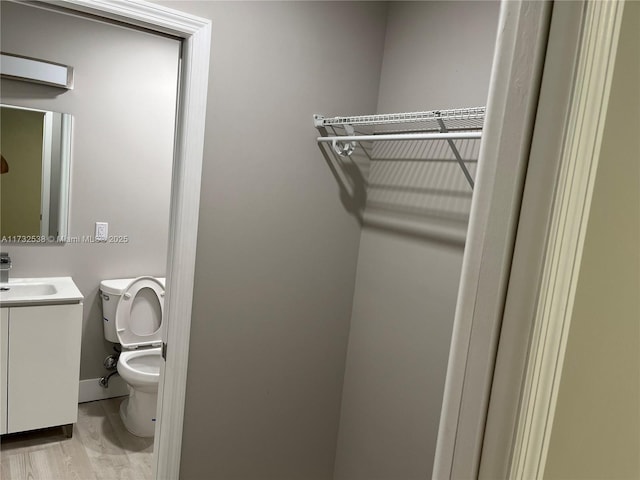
[0,304,82,435]
[1,308,7,434]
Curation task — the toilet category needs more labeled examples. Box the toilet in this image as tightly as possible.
[100,276,165,437]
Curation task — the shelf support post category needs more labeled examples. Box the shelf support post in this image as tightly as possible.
[437,118,475,189]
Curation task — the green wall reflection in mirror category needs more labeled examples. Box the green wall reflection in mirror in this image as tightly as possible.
[0,104,72,242]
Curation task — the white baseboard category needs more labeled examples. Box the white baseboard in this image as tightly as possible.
[78,376,129,403]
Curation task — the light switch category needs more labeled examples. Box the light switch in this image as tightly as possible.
[95,222,108,242]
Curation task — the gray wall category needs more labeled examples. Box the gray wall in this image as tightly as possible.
[2,2,501,478]
[0,2,179,379]
[154,2,389,479]
[334,3,500,479]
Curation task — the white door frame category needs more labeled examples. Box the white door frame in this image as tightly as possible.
[432,1,552,477]
[477,1,588,477]
[435,0,626,478]
[44,1,211,478]
[505,1,625,478]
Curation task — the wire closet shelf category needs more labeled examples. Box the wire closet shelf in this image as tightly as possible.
[314,106,485,188]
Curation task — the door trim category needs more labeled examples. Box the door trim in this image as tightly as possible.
[477,1,587,477]
[432,1,552,477]
[45,1,211,478]
[507,1,625,478]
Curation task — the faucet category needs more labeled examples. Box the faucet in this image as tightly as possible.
[0,253,11,283]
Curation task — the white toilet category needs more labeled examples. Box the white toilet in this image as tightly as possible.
[100,276,165,437]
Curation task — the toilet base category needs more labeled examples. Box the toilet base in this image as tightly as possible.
[119,388,158,437]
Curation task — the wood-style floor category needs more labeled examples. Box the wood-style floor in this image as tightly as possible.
[0,397,153,480]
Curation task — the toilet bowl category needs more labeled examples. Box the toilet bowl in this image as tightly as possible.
[117,347,162,436]
[100,276,165,438]
[118,348,162,392]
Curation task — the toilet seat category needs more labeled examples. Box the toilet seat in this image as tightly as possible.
[115,276,164,348]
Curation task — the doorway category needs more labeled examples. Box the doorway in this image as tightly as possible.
[0,2,210,479]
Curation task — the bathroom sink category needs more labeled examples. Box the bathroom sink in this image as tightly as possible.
[0,277,83,307]
[2,283,57,296]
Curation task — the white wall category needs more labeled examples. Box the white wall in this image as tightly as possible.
[544,2,640,478]
[334,3,500,478]
[0,2,179,380]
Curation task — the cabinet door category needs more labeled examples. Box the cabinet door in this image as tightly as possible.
[1,308,7,434]
[7,304,82,433]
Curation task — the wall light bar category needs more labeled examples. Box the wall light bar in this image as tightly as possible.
[0,52,74,89]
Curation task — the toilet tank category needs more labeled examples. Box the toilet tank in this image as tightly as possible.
[100,277,165,344]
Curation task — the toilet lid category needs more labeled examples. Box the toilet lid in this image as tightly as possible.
[115,276,164,348]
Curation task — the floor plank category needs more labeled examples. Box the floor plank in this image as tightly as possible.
[0,398,152,480]
[101,398,153,478]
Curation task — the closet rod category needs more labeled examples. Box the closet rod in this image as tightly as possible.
[317,131,482,143]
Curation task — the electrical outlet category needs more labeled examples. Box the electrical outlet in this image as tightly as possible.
[95,222,108,242]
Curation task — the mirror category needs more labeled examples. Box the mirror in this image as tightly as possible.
[0,104,72,242]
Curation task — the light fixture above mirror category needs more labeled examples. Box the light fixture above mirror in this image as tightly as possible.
[0,52,73,90]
